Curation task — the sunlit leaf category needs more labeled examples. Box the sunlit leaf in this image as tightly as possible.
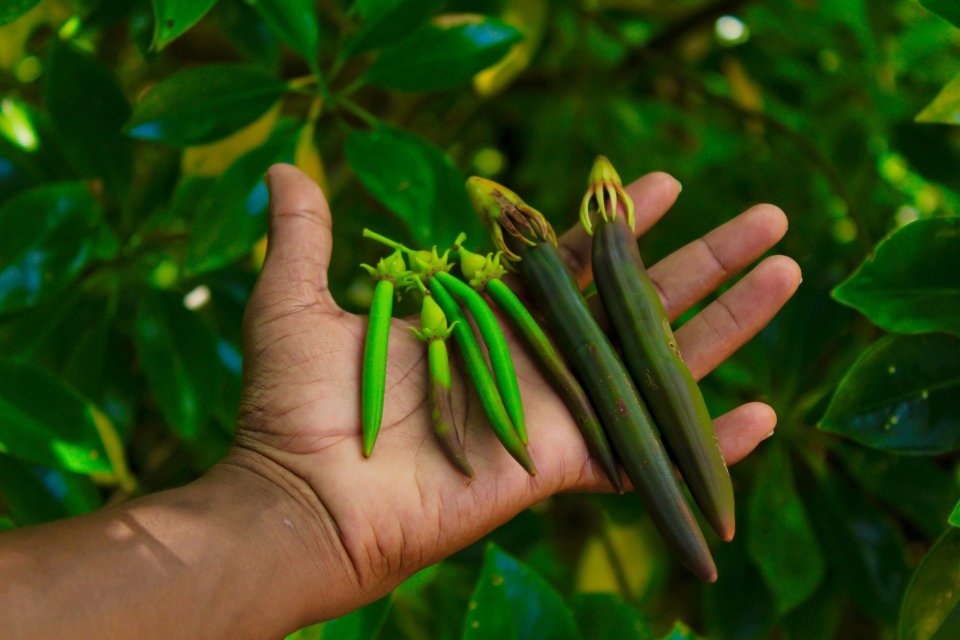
[571,593,652,640]
[134,290,221,440]
[126,64,287,146]
[151,0,219,50]
[0,0,39,26]
[820,333,960,454]
[250,0,318,66]
[345,126,485,249]
[0,360,113,475]
[901,528,960,640]
[921,0,960,29]
[950,500,960,528]
[0,182,101,314]
[747,445,825,615]
[365,19,522,92]
[832,217,960,335]
[185,121,298,274]
[322,594,392,639]
[345,0,441,55]
[462,543,579,640]
[918,74,960,125]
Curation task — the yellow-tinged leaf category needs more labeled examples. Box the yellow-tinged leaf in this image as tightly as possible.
[251,235,268,270]
[473,0,547,97]
[0,0,71,69]
[917,73,960,125]
[576,520,657,597]
[294,99,328,193]
[89,405,137,492]
[722,55,764,114]
[181,102,281,177]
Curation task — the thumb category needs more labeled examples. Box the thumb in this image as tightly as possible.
[254,163,338,311]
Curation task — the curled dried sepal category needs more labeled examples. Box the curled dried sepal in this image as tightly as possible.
[466,177,557,263]
[458,246,506,291]
[579,155,635,236]
[411,294,456,342]
[360,250,407,283]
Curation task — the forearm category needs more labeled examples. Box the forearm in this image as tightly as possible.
[0,460,349,639]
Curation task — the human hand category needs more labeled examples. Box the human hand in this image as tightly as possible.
[223,163,802,620]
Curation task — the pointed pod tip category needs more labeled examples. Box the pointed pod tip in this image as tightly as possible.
[720,519,736,543]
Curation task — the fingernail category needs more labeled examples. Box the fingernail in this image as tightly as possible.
[674,178,683,193]
[763,429,776,440]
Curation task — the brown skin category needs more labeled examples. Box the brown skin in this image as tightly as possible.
[0,164,801,639]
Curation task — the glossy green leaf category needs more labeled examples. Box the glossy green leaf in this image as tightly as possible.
[284,623,323,640]
[365,20,522,92]
[0,360,113,475]
[462,543,579,640]
[44,42,132,192]
[0,453,101,526]
[126,64,287,146]
[250,0,318,66]
[747,445,825,615]
[185,122,298,274]
[0,183,101,314]
[571,593,652,640]
[152,0,220,50]
[322,594,392,639]
[345,126,486,249]
[134,290,220,440]
[801,462,908,623]
[950,500,960,528]
[820,333,960,454]
[345,0,441,55]
[901,528,960,640]
[0,0,39,25]
[921,0,960,29]
[839,446,955,538]
[217,0,280,67]
[832,217,960,335]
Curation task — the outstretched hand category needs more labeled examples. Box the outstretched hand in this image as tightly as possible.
[226,163,802,619]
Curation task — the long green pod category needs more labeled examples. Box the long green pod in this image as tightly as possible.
[584,156,734,541]
[466,177,716,581]
[428,278,537,476]
[360,251,406,457]
[595,215,734,540]
[461,250,621,492]
[434,271,527,445]
[413,293,475,478]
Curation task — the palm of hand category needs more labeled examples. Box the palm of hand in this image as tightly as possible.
[231,164,801,601]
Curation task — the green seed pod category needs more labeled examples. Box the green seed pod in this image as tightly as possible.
[412,294,455,342]
[360,250,407,283]
[457,246,507,291]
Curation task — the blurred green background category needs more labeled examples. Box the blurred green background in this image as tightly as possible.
[1,0,959,638]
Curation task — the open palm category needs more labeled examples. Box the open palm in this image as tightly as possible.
[227,164,801,617]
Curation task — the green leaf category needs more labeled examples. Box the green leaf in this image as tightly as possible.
[571,593,652,640]
[365,20,522,92]
[921,0,960,29]
[781,579,844,640]
[704,527,777,640]
[134,290,221,440]
[0,453,101,526]
[747,445,825,615]
[832,217,960,335]
[919,74,960,125]
[0,182,101,314]
[284,622,324,640]
[185,122,298,274]
[152,0,220,50]
[901,528,960,640]
[950,500,960,528]
[838,446,955,538]
[217,0,280,67]
[800,462,908,623]
[44,42,132,193]
[345,0,442,55]
[250,0,318,66]
[819,333,960,455]
[462,543,580,640]
[345,126,486,249]
[0,360,113,475]
[322,594,392,639]
[126,64,287,146]
[0,0,40,26]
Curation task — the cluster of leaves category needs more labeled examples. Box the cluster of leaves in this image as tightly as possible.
[1,0,959,638]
